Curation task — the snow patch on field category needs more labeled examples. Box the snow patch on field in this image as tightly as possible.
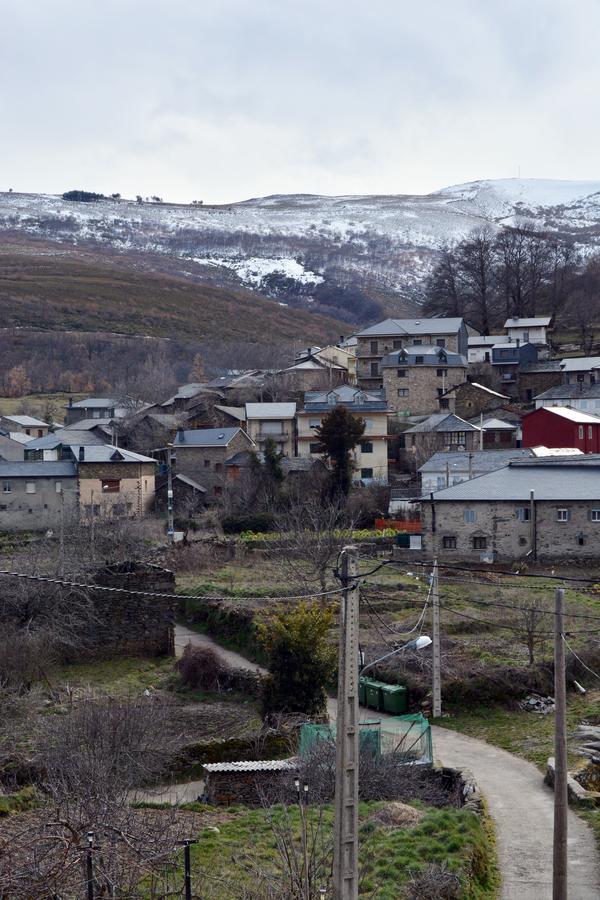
[192,255,323,287]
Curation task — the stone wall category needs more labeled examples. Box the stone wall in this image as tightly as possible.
[86,563,175,658]
[204,766,297,806]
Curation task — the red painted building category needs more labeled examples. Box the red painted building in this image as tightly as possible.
[522,406,600,454]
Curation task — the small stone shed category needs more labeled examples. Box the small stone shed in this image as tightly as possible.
[203,759,297,806]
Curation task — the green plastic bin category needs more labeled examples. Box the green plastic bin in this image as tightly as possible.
[381,684,408,715]
[365,680,384,711]
[358,677,367,706]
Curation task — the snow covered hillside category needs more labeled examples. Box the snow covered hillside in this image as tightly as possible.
[2,178,600,313]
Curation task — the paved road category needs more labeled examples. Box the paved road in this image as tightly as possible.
[177,626,600,899]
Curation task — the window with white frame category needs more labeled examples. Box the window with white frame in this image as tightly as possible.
[397,388,409,397]
[579,426,584,439]
[309,419,321,428]
[556,508,570,522]
[2,482,10,493]
[25,482,36,494]
[516,506,530,521]
[55,482,62,493]
[591,509,600,522]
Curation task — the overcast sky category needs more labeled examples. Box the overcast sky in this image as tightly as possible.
[2,0,598,203]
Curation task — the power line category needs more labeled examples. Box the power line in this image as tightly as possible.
[563,635,600,680]
[0,568,344,604]
[363,557,600,586]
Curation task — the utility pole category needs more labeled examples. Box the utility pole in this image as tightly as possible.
[167,444,174,543]
[432,559,441,718]
[333,545,360,900]
[553,586,567,900]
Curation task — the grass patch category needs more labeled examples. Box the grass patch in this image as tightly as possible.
[0,786,40,816]
[50,655,175,694]
[188,801,497,899]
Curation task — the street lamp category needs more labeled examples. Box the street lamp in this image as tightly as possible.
[360,634,432,677]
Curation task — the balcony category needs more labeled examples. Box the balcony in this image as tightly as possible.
[258,431,289,442]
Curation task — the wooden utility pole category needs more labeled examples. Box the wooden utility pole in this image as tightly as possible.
[167,445,174,543]
[553,586,568,900]
[333,546,360,900]
[432,559,441,718]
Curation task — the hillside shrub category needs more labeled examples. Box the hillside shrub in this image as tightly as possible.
[222,512,275,534]
[61,190,105,202]
[259,602,336,716]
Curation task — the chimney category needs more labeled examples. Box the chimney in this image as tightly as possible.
[516,338,520,348]
[176,427,185,443]
[78,446,85,462]
[339,335,344,345]
[68,396,73,408]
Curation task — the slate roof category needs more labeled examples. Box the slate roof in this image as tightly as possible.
[480,418,518,431]
[504,317,552,328]
[380,345,467,368]
[71,445,155,463]
[2,414,49,427]
[302,385,388,412]
[68,398,119,409]
[174,473,207,493]
[559,356,600,372]
[356,317,464,338]
[534,384,600,401]
[0,461,76,477]
[404,413,480,434]
[532,406,600,424]
[245,402,296,420]
[468,335,505,346]
[62,418,112,430]
[7,432,34,445]
[419,448,534,474]
[173,427,246,447]
[520,360,563,373]
[428,459,600,501]
[26,431,108,449]
[214,405,246,422]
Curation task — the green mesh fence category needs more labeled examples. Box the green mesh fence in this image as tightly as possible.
[299,713,432,765]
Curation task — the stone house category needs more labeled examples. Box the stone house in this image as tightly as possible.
[504,316,552,346]
[0,461,78,531]
[65,397,146,425]
[437,381,510,418]
[25,430,108,461]
[244,403,297,457]
[355,318,468,390]
[421,457,600,562]
[294,343,357,384]
[297,385,389,483]
[534,383,600,414]
[491,341,539,397]
[559,356,600,385]
[73,445,156,519]
[467,335,505,363]
[518,360,563,404]
[0,415,50,438]
[0,429,33,461]
[479,418,518,448]
[403,413,481,466]
[381,346,467,416]
[171,427,256,499]
[275,357,348,393]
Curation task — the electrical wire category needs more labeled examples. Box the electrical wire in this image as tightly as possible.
[370,557,600,586]
[0,568,344,603]
[563,635,600,681]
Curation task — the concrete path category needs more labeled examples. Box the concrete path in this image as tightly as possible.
[175,624,267,674]
[176,626,600,898]
[327,698,600,900]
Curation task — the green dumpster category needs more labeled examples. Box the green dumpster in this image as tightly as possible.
[365,680,384,711]
[381,684,408,715]
[358,677,367,706]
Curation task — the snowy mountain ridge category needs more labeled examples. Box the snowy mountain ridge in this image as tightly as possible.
[2,178,600,315]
